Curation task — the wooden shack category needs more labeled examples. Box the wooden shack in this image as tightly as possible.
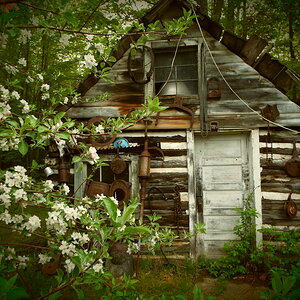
[63,0,300,259]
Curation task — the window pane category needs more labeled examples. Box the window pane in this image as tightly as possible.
[156,82,177,96]
[155,67,175,82]
[177,81,198,95]
[175,51,197,65]
[177,66,197,80]
[155,52,174,66]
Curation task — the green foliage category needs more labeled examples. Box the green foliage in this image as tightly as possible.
[259,269,300,300]
[201,195,258,278]
[200,195,300,280]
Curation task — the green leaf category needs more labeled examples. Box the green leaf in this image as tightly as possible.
[124,226,151,235]
[37,126,49,133]
[6,120,19,128]
[57,131,70,140]
[18,141,28,156]
[130,48,137,56]
[103,197,117,221]
[0,129,13,137]
[25,115,38,127]
[120,203,139,225]
[48,291,62,300]
[7,287,29,300]
[54,112,65,124]
[73,287,85,299]
[72,156,82,163]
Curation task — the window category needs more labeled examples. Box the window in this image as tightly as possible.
[74,155,139,201]
[154,47,198,96]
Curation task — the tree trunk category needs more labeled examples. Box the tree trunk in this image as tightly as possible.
[288,12,295,60]
[225,0,235,32]
[212,0,224,22]
[197,0,208,16]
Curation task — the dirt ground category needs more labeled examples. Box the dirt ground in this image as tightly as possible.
[197,272,269,300]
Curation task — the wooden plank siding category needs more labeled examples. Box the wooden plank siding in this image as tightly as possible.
[64,6,300,258]
[259,129,300,229]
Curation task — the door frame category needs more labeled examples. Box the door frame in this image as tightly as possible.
[187,129,262,259]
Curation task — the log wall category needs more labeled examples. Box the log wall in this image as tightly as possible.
[260,129,300,229]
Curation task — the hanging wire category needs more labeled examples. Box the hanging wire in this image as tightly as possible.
[155,34,183,97]
[190,6,300,135]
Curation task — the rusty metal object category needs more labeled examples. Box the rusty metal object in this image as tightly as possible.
[155,96,194,129]
[110,154,127,174]
[207,77,221,99]
[128,45,154,84]
[285,141,300,177]
[261,104,280,122]
[87,116,117,147]
[146,186,167,215]
[284,193,298,217]
[109,179,131,208]
[58,157,69,183]
[173,185,182,234]
[85,181,110,199]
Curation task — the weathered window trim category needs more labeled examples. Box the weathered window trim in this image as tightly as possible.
[74,155,139,200]
[145,38,202,99]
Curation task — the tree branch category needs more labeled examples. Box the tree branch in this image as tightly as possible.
[79,0,103,32]
[0,242,52,250]
[0,1,59,15]
[4,24,164,37]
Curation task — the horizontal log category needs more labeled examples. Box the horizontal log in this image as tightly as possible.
[144,200,188,211]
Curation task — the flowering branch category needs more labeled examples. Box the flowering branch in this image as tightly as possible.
[0,242,52,250]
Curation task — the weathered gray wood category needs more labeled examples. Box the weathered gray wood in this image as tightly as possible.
[240,35,268,65]
[221,30,246,55]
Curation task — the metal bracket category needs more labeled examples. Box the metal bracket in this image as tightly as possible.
[155,96,194,129]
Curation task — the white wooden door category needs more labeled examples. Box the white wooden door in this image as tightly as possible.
[195,133,250,257]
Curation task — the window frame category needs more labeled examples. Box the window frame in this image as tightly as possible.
[154,46,199,96]
[74,155,139,199]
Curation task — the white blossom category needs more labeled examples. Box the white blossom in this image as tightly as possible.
[60,34,71,46]
[38,253,52,264]
[127,242,140,255]
[17,29,32,44]
[59,241,76,257]
[65,258,75,273]
[41,93,50,100]
[61,183,70,195]
[84,54,97,69]
[25,215,41,232]
[11,91,20,100]
[88,146,99,164]
[0,193,11,208]
[44,180,54,192]
[94,124,104,133]
[46,211,68,235]
[37,74,44,81]
[16,255,29,268]
[25,76,34,83]
[14,189,27,201]
[0,34,8,49]
[0,210,12,224]
[71,232,89,245]
[41,84,50,92]
[20,99,30,113]
[18,58,27,67]
[93,259,104,273]
[4,64,18,75]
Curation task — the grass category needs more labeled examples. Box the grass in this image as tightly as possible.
[134,257,202,299]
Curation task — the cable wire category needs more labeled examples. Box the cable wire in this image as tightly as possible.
[191,7,300,135]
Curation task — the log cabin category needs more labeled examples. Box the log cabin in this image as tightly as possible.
[55,0,300,259]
